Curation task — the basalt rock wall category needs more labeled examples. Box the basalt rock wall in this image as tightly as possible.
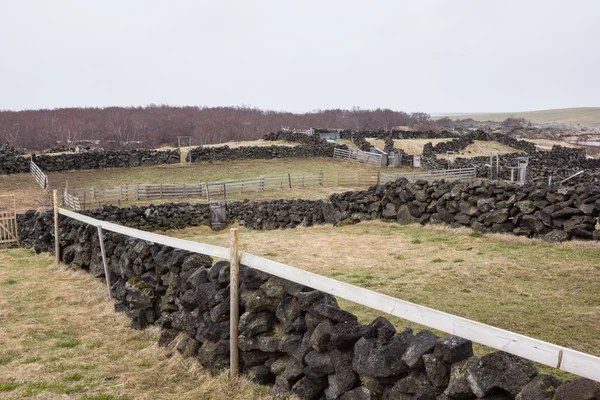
[17,210,591,400]
[186,143,343,163]
[18,178,600,255]
[0,143,180,174]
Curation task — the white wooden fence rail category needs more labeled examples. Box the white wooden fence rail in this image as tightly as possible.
[56,207,600,382]
[380,168,476,184]
[333,148,384,167]
[30,160,48,189]
[62,189,81,210]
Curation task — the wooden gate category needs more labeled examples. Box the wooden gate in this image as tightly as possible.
[209,200,227,231]
[0,195,19,248]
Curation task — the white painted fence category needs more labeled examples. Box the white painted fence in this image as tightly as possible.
[55,205,600,382]
[333,148,384,167]
[30,160,48,189]
[65,172,325,205]
[380,167,476,184]
[62,189,81,210]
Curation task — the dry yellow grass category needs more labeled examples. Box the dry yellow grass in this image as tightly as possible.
[366,138,454,155]
[438,140,522,159]
[170,221,600,378]
[0,248,271,400]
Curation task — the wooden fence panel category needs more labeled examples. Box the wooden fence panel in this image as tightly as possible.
[30,160,48,189]
[333,148,383,167]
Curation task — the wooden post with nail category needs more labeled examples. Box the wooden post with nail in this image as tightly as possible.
[53,189,60,266]
[229,228,240,378]
[97,225,112,299]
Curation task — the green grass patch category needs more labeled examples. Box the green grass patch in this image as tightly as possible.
[1,278,18,285]
[0,351,19,365]
[63,373,83,382]
[0,382,21,392]
[54,338,82,348]
[431,258,445,263]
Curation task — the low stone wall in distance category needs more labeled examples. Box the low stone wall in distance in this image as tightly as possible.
[0,143,180,174]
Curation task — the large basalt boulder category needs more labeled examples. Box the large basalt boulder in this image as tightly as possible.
[516,374,561,400]
[291,376,329,400]
[352,328,413,378]
[466,352,538,397]
[444,357,479,398]
[554,378,600,400]
[433,335,474,364]
[401,330,439,369]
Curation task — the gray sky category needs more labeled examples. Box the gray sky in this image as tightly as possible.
[1,0,599,113]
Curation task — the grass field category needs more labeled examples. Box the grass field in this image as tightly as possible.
[169,221,600,378]
[2,158,385,213]
[435,107,600,128]
[0,249,270,400]
[437,140,522,159]
[366,138,453,155]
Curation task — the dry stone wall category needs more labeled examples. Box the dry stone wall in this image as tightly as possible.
[17,210,597,399]
[186,143,342,162]
[17,178,600,257]
[0,143,180,174]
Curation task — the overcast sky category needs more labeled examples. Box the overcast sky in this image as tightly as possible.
[1,0,599,113]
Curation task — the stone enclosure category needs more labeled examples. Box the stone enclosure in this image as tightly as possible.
[16,210,599,400]
[0,143,180,174]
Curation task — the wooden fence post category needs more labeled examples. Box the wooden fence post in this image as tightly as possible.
[83,192,87,211]
[229,228,240,379]
[136,184,140,201]
[288,173,292,188]
[97,225,112,299]
[319,171,324,186]
[53,190,60,266]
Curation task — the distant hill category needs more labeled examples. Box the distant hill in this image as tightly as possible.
[435,107,600,128]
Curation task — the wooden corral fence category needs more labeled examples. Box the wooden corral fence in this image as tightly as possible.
[205,172,323,200]
[63,169,478,207]
[54,201,600,382]
[333,148,384,167]
[65,172,324,205]
[62,189,82,210]
[379,167,476,184]
[0,195,19,248]
[30,160,48,189]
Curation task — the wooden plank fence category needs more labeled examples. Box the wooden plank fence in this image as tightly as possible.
[0,195,19,248]
[333,148,384,167]
[62,189,81,210]
[67,172,324,205]
[55,205,600,382]
[30,160,48,189]
[63,168,477,207]
[380,167,476,184]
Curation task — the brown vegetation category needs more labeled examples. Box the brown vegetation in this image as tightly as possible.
[0,106,432,150]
